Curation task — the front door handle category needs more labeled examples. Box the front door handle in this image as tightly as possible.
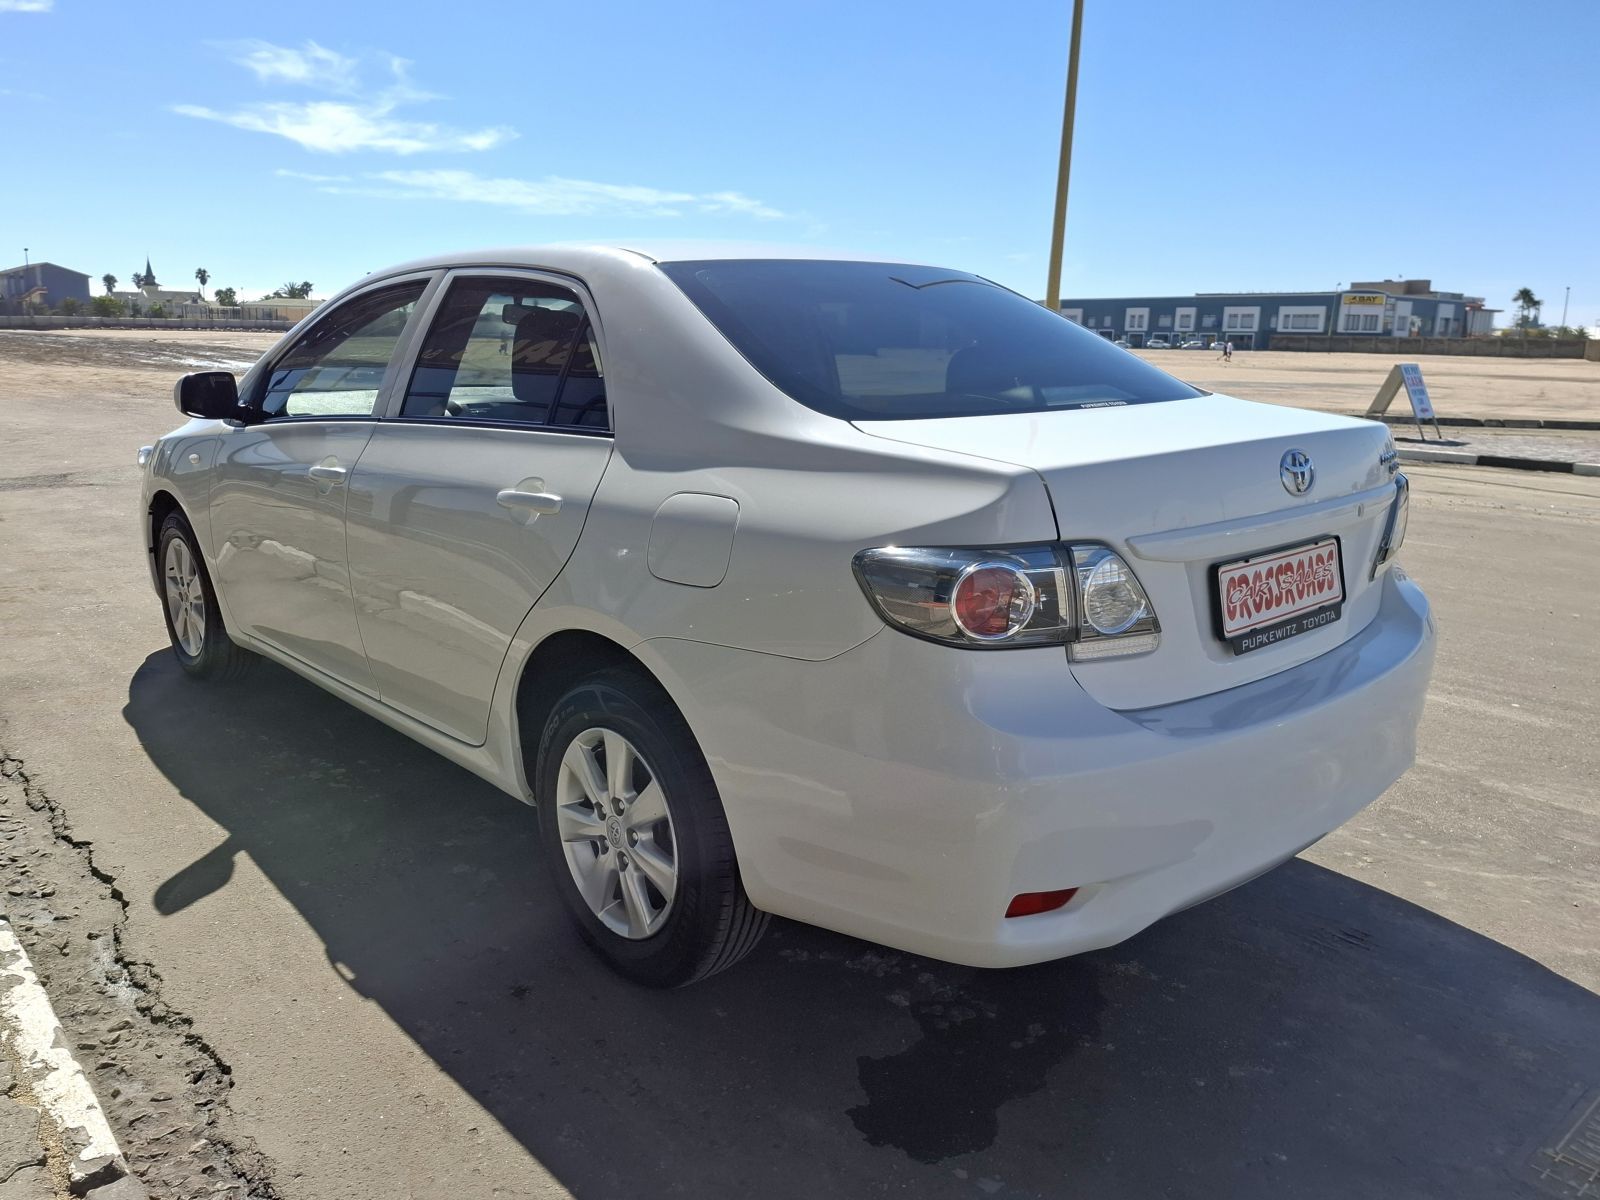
[496,488,562,516]
[308,463,347,484]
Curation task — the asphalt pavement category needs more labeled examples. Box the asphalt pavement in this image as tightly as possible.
[0,335,1597,1199]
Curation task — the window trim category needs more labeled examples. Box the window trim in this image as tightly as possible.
[245,270,444,425]
[377,267,613,437]
[373,415,614,440]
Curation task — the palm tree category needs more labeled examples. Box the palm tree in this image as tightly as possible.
[194,267,209,299]
[1512,287,1539,328]
[101,274,117,295]
[131,271,145,290]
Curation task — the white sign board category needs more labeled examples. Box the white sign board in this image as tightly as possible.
[1399,363,1435,421]
[1365,363,1442,438]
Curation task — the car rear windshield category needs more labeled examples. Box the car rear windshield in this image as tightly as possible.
[658,259,1202,421]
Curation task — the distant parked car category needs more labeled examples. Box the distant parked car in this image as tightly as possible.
[1112,338,1131,348]
[1178,339,1206,349]
[1145,338,1172,349]
[138,245,1431,987]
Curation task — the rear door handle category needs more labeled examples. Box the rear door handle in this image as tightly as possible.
[496,488,562,516]
[307,464,347,484]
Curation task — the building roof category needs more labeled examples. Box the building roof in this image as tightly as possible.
[0,262,91,278]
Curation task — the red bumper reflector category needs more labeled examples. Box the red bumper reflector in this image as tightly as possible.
[1004,888,1079,918]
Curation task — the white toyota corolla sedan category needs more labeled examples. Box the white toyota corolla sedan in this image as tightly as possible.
[138,246,1433,986]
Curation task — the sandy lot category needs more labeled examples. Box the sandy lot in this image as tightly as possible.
[1140,347,1600,422]
[2,329,1595,423]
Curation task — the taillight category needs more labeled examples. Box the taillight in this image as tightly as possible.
[852,543,1158,656]
[851,545,1073,648]
[1066,544,1160,660]
[1371,473,1409,578]
[951,561,1037,640]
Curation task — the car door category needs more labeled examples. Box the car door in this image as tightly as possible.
[208,276,434,694]
[344,271,614,743]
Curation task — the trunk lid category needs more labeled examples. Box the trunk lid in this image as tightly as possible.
[855,393,1402,708]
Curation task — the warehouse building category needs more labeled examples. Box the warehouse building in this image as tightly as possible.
[0,260,92,314]
[1058,279,1496,349]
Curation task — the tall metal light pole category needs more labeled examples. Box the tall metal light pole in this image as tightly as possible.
[1044,0,1085,315]
[1561,285,1570,329]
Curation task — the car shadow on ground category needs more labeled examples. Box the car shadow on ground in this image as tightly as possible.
[125,651,1598,1200]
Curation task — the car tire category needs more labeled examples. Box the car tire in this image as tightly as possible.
[156,510,256,681]
[534,666,768,987]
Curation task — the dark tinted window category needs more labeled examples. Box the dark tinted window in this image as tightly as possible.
[259,281,425,419]
[401,278,607,430]
[659,260,1202,421]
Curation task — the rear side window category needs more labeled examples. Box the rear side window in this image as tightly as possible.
[401,277,608,430]
[659,260,1202,421]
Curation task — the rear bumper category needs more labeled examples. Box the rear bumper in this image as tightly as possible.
[645,570,1435,968]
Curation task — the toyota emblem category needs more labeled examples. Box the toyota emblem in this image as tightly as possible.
[1280,449,1314,495]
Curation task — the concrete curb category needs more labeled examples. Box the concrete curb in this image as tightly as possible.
[1397,447,1600,475]
[0,917,135,1196]
[1368,414,1600,432]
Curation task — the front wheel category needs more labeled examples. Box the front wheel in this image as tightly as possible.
[534,667,768,987]
[157,511,256,681]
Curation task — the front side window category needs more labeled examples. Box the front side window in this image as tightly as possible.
[259,281,425,419]
[659,260,1200,420]
[400,277,607,430]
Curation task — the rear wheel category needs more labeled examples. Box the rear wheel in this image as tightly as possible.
[157,511,256,681]
[534,667,767,987]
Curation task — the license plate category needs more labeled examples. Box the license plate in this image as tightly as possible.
[1216,537,1344,655]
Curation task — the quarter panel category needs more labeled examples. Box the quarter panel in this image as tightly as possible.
[557,448,1057,661]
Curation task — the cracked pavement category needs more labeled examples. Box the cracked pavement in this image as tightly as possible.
[0,330,1597,1199]
[1,756,276,1198]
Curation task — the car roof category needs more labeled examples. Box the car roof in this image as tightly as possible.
[361,242,922,280]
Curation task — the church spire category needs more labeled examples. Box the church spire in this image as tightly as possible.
[142,255,156,288]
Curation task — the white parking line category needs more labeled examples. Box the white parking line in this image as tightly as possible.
[0,917,129,1191]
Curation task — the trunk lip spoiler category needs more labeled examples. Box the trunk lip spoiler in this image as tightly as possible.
[1124,480,1397,563]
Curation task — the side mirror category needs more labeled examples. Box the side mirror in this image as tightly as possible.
[174,371,240,420]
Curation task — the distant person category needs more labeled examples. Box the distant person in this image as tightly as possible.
[1224,340,1234,362]
[499,330,510,355]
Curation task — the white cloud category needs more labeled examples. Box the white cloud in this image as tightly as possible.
[229,40,359,92]
[177,99,511,155]
[0,0,54,11]
[176,42,511,155]
[698,191,786,220]
[274,168,352,183]
[327,168,785,219]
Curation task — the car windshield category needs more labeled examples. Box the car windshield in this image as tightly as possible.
[659,259,1203,420]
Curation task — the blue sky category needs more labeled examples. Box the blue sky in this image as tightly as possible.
[3,0,1596,325]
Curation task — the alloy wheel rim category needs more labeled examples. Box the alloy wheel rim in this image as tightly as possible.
[555,727,678,939]
[163,538,206,657]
